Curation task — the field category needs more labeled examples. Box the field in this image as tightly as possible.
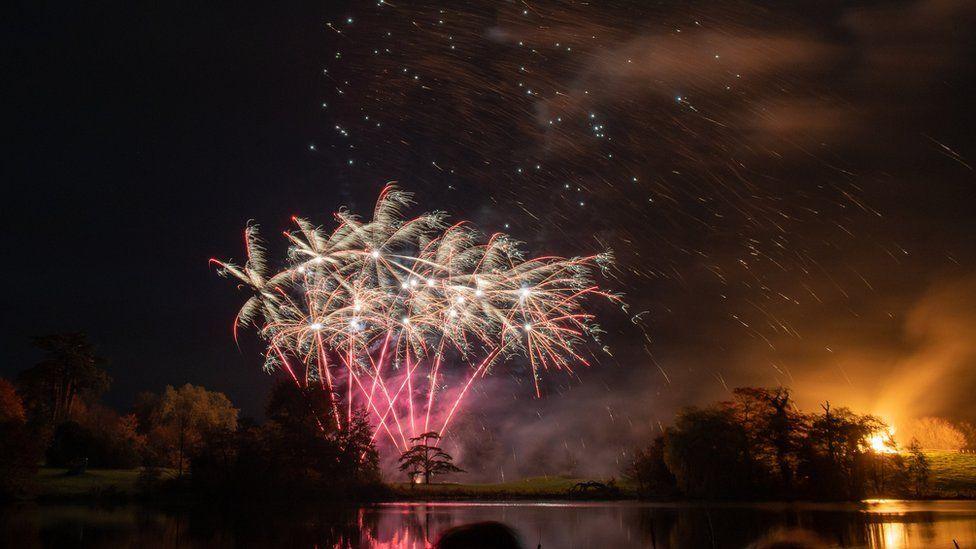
[390,476,635,500]
[33,468,175,501]
[924,451,976,496]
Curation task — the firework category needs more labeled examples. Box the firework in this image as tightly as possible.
[212,185,620,448]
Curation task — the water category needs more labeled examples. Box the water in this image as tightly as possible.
[3,500,976,548]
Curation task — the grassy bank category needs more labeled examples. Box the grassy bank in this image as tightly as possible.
[27,451,976,503]
[390,476,635,500]
[925,451,976,496]
[32,468,177,503]
[31,470,631,502]
[36,468,140,499]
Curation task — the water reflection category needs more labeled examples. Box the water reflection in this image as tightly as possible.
[3,500,976,548]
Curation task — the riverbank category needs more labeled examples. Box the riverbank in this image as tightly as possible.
[29,469,632,503]
[390,476,635,500]
[31,468,165,503]
[25,450,976,504]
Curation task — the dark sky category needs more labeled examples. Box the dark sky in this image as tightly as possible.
[5,1,976,472]
[5,1,357,416]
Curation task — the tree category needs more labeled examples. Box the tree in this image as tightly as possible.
[17,333,111,425]
[633,387,913,500]
[265,379,334,431]
[727,387,805,494]
[628,433,677,498]
[333,409,381,484]
[0,378,40,500]
[152,384,238,476]
[0,378,25,423]
[264,381,378,485]
[906,438,931,497]
[799,402,885,499]
[663,406,758,498]
[905,417,966,451]
[188,381,380,500]
[958,422,976,453]
[132,390,161,434]
[398,431,464,484]
[46,404,144,468]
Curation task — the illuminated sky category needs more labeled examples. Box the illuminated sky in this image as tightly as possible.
[5,1,975,467]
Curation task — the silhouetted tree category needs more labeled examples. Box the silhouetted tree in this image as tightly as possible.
[799,402,885,499]
[46,404,143,468]
[334,409,381,484]
[399,431,464,484]
[727,387,804,494]
[132,390,161,434]
[643,388,903,500]
[629,433,677,498]
[261,381,342,483]
[906,438,931,497]
[188,379,380,500]
[663,406,758,498]
[265,380,334,430]
[17,333,110,425]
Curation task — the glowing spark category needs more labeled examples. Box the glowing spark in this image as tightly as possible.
[214,185,620,446]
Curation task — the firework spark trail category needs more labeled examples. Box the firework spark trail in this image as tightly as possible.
[214,185,620,445]
[305,3,913,386]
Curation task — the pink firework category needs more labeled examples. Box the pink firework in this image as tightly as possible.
[212,185,620,450]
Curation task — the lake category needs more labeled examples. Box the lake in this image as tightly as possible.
[3,500,976,548]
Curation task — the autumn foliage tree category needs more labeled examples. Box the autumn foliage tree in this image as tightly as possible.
[46,403,144,468]
[0,378,25,423]
[143,384,238,475]
[0,378,40,499]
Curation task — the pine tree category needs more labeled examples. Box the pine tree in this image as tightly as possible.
[398,431,464,484]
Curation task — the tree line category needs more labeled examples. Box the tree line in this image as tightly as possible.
[628,387,931,500]
[0,333,382,502]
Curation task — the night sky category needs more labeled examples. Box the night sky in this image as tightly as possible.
[6,1,976,473]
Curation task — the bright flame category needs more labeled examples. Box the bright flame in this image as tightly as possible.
[869,428,897,454]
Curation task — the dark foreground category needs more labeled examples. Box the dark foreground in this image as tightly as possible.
[4,500,976,548]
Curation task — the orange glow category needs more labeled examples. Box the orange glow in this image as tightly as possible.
[869,428,897,454]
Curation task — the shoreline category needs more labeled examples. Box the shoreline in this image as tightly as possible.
[14,467,976,507]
